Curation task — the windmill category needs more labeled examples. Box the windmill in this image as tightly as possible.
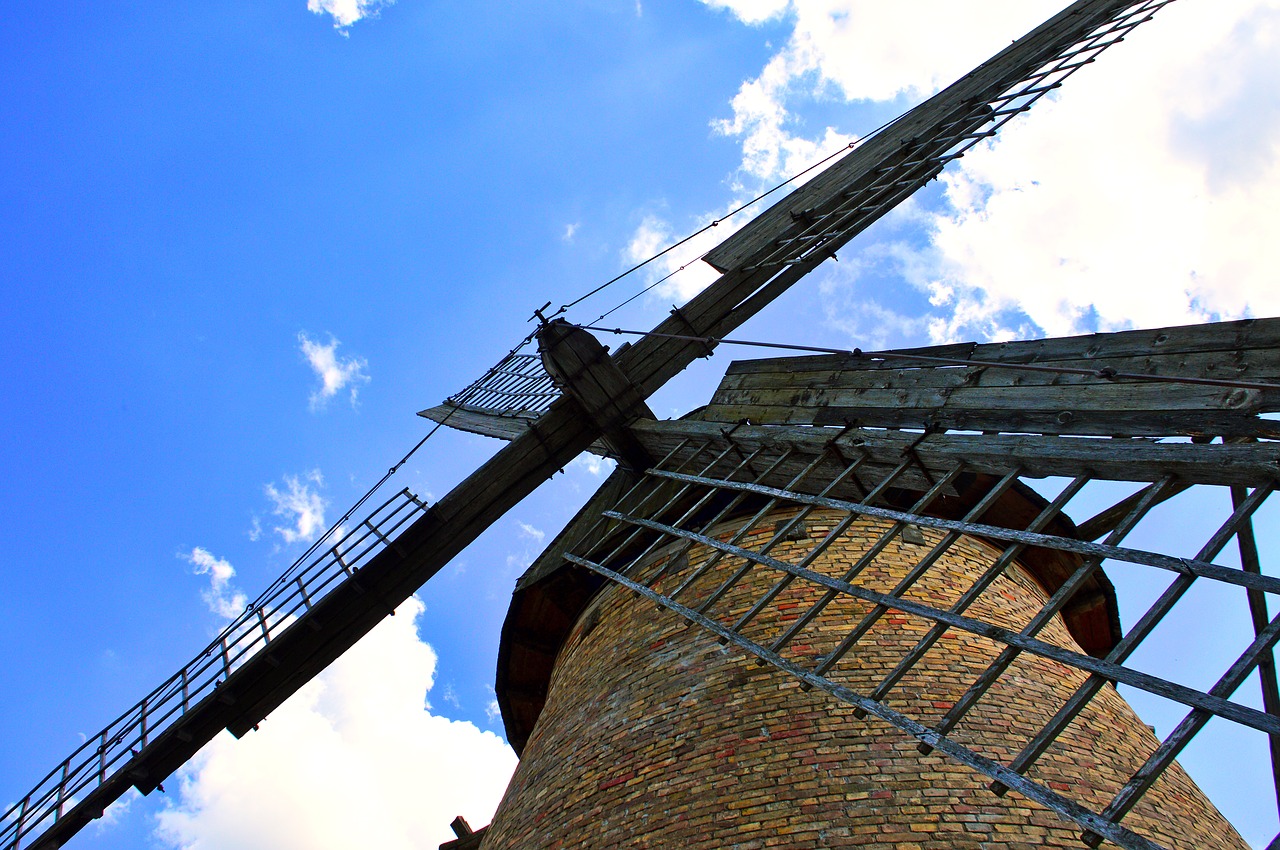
[3,0,1277,848]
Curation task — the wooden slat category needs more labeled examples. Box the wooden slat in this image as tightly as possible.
[704,404,1280,440]
[629,419,1280,488]
[722,317,1280,375]
[704,318,1280,438]
[417,404,611,456]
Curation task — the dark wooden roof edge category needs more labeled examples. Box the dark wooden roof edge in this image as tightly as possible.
[494,467,1121,755]
[496,468,635,753]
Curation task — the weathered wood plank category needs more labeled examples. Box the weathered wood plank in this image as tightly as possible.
[704,318,1280,437]
[717,350,1280,393]
[712,382,1276,413]
[724,317,1280,375]
[702,404,1280,440]
[630,419,1280,488]
[417,404,612,456]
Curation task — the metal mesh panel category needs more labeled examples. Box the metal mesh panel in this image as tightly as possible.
[445,345,560,418]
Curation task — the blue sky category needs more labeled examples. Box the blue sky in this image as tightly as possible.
[2,1,1278,848]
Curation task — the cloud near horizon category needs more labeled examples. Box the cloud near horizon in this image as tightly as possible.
[155,597,517,850]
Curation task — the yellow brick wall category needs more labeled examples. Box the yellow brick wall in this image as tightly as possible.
[483,511,1246,849]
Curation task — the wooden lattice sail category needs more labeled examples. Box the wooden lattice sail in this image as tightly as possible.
[492,317,1279,850]
[4,2,1272,849]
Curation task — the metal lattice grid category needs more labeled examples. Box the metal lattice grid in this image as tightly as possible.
[0,488,429,850]
[445,345,561,419]
[561,426,1278,850]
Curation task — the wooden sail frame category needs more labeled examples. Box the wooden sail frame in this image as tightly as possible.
[3,1,1253,848]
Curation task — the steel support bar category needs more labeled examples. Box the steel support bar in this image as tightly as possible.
[597,511,1280,737]
[926,477,1177,749]
[774,464,971,657]
[565,552,1168,850]
[866,475,1090,715]
[811,468,1019,679]
[998,483,1273,792]
[645,469,1280,596]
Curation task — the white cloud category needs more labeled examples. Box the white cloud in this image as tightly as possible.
[516,522,545,545]
[155,597,517,850]
[298,332,370,411]
[920,1,1280,339]
[622,212,725,304]
[183,547,248,620]
[702,0,789,26]
[95,788,141,832]
[571,453,616,478]
[701,0,1280,342]
[265,470,328,546]
[503,521,548,577]
[562,222,580,243]
[307,0,393,31]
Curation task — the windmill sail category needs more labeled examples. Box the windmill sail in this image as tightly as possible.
[499,318,1278,850]
[419,0,1176,444]
[1,1,1202,849]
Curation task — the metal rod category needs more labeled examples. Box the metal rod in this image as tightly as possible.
[810,467,1018,679]
[671,450,843,607]
[643,448,797,590]
[566,552,1167,850]
[925,476,1179,749]
[577,325,1280,394]
[865,474,1090,715]
[645,469,1280,596]
[997,483,1274,792]
[597,510,1280,736]
[772,464,971,657]
[692,451,887,616]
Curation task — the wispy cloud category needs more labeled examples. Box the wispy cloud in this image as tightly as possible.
[183,547,248,620]
[561,222,580,243]
[265,470,328,545]
[155,598,517,850]
[307,0,393,32]
[503,521,548,576]
[571,454,616,478]
[298,332,370,411]
[516,522,545,545]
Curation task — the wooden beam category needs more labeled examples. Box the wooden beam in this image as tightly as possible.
[538,320,656,471]
[630,419,1280,488]
[703,318,1280,438]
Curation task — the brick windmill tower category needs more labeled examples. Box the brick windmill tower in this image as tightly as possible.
[4,1,1277,849]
